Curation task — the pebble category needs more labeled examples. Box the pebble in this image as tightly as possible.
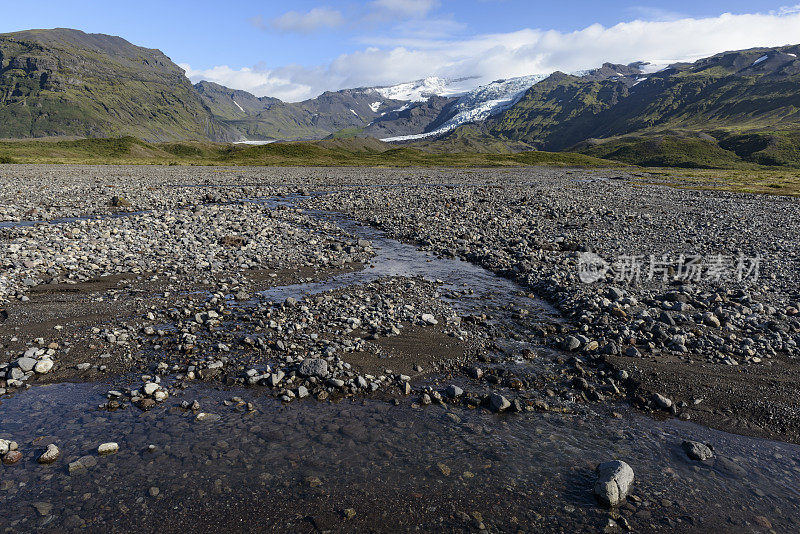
[38,444,60,464]
[98,442,119,455]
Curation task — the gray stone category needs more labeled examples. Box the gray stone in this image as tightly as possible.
[682,440,714,461]
[421,313,438,325]
[445,385,464,398]
[34,359,54,374]
[489,393,511,412]
[594,460,634,507]
[299,358,329,379]
[17,357,37,372]
[652,393,673,410]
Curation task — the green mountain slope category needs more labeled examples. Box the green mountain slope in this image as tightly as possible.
[0,28,228,141]
[477,45,800,166]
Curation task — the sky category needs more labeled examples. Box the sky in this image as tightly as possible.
[3,1,800,101]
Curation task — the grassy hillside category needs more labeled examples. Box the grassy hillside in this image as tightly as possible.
[577,130,800,169]
[485,45,800,162]
[487,72,632,150]
[0,136,619,167]
[0,28,222,141]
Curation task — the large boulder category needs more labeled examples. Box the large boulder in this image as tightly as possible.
[594,460,634,507]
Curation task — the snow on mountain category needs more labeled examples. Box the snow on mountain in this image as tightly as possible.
[381,74,548,142]
[375,77,476,102]
[753,55,769,66]
[369,101,382,112]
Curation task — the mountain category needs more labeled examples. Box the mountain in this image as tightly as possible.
[473,47,800,165]
[196,80,411,141]
[0,28,227,141]
[0,28,420,142]
[3,28,800,168]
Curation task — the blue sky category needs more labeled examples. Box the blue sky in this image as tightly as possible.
[3,1,800,100]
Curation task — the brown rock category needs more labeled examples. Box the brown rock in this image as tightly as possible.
[3,450,22,465]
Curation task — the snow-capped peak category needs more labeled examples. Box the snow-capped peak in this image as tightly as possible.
[375,77,474,102]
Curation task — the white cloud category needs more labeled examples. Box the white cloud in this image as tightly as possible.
[268,7,344,33]
[370,0,440,18]
[185,10,800,101]
[772,4,800,15]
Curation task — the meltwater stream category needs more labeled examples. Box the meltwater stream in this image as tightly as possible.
[1,193,800,532]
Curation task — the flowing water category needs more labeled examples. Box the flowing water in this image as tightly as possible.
[1,193,799,532]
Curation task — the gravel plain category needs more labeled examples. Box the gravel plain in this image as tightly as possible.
[1,165,800,533]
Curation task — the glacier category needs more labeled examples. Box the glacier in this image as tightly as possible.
[380,74,548,142]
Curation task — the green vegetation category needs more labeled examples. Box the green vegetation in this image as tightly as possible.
[0,136,619,167]
[577,130,800,169]
[635,168,800,197]
[414,124,536,153]
[330,127,365,139]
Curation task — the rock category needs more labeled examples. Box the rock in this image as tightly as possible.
[328,378,345,388]
[268,371,285,387]
[565,336,581,351]
[2,450,22,465]
[17,356,37,372]
[421,313,438,325]
[652,393,673,410]
[68,460,86,474]
[195,412,221,422]
[594,460,634,507]
[32,502,53,516]
[136,398,156,411]
[625,346,640,357]
[489,393,511,412]
[143,382,160,396]
[702,312,721,328]
[34,358,54,374]
[468,367,483,379]
[38,444,60,464]
[0,439,14,455]
[343,508,357,520]
[110,196,132,207]
[682,440,714,461]
[298,358,329,379]
[445,385,464,398]
[98,442,119,455]
[607,287,626,301]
